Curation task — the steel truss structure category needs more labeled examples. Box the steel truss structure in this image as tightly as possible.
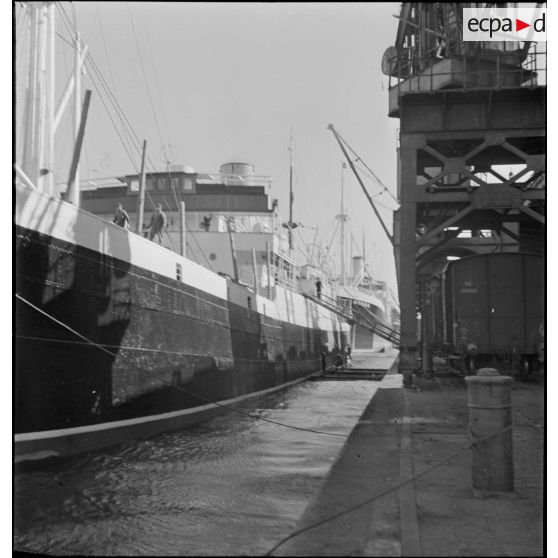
[384,3,545,375]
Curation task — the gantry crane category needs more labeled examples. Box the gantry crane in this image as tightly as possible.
[382,3,545,377]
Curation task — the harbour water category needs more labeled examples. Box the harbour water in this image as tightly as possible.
[14,379,378,556]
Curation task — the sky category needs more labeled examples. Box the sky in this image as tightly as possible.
[16,2,402,290]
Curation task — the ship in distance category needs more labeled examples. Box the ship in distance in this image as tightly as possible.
[14,3,351,463]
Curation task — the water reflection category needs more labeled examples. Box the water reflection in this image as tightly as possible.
[14,380,377,556]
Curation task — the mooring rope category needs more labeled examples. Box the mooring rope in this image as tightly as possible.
[15,293,350,438]
[15,296,539,555]
[264,424,529,556]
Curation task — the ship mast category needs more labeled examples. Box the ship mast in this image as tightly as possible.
[288,128,294,255]
[362,230,367,282]
[336,162,348,285]
[18,2,88,200]
[21,3,44,191]
[362,230,373,285]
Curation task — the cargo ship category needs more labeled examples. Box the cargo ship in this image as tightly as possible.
[14,3,349,463]
[328,163,400,350]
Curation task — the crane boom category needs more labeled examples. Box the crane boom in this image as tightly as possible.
[327,124,394,247]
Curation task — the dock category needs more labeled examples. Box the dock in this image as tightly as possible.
[317,350,394,382]
[273,350,544,557]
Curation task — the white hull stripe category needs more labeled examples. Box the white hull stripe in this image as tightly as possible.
[16,183,349,333]
[15,371,320,443]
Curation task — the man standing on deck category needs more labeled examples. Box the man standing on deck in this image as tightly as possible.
[112,203,130,229]
[145,204,167,243]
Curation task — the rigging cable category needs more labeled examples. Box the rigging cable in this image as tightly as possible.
[294,227,312,262]
[352,159,399,208]
[59,4,162,177]
[55,19,75,178]
[141,3,173,147]
[290,137,317,226]
[126,2,165,151]
[59,11,166,228]
[60,7,173,212]
[56,6,141,173]
[183,219,216,271]
[91,97,209,262]
[95,3,120,101]
[338,134,399,205]
[162,161,185,245]
[55,9,217,265]
[264,427,514,556]
[56,5,224,269]
[153,180,215,271]
[325,220,340,258]
[15,293,348,440]
[57,3,165,181]
[79,62,139,173]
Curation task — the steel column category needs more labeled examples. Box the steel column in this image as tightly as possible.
[397,140,418,373]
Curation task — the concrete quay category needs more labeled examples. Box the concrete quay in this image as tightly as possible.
[273,350,544,557]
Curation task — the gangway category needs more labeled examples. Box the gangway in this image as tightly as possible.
[303,292,355,323]
[304,292,400,345]
[352,305,400,345]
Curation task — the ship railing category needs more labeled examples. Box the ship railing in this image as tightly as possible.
[198,173,274,189]
[303,291,355,322]
[273,274,299,293]
[302,290,401,343]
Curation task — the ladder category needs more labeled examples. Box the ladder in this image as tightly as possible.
[304,293,400,345]
[352,305,401,345]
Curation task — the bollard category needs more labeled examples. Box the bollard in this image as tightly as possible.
[465,368,514,498]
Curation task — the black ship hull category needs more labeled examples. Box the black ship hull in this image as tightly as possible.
[15,186,348,461]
